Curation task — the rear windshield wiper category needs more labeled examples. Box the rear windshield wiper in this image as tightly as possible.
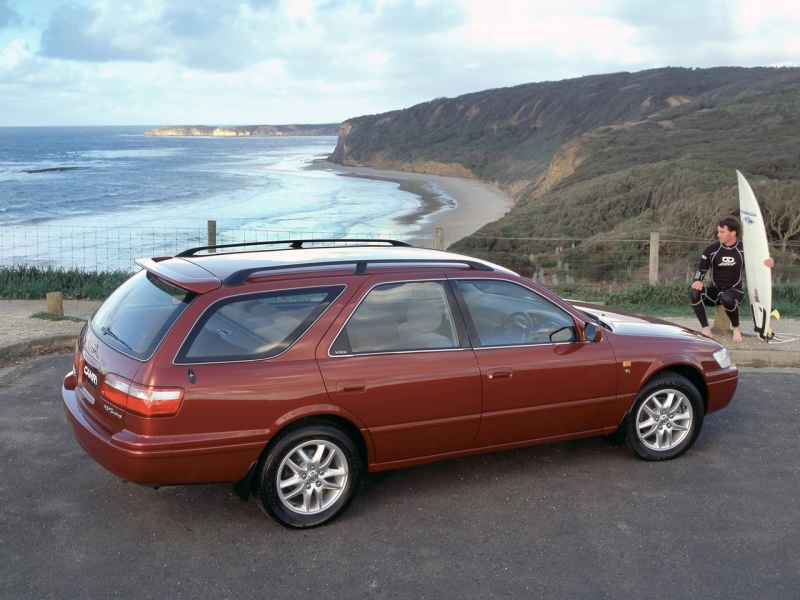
[101,326,134,351]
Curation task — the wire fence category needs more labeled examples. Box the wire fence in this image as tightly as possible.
[0,225,440,271]
[1,225,798,293]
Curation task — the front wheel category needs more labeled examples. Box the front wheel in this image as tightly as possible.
[625,373,704,461]
[256,423,362,528]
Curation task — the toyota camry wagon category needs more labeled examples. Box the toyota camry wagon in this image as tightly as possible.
[62,239,738,528]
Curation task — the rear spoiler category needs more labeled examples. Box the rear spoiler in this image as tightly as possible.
[135,258,221,294]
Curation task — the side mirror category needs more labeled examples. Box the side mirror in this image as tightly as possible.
[584,322,600,342]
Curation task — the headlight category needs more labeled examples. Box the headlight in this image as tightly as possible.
[713,347,731,369]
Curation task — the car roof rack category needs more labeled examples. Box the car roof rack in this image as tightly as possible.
[176,238,412,257]
[224,258,495,286]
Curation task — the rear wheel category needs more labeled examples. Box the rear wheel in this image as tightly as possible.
[626,373,704,461]
[256,423,362,528]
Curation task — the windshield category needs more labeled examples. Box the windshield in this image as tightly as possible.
[91,271,195,361]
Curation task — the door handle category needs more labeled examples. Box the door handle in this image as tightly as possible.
[487,369,512,380]
[337,380,367,393]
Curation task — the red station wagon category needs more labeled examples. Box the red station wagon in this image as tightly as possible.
[62,240,738,527]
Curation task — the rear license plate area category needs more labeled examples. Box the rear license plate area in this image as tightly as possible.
[82,363,99,391]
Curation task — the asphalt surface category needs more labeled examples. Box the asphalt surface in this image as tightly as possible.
[2,354,799,599]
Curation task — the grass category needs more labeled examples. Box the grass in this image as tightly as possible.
[594,280,800,318]
[30,311,86,323]
[0,266,131,300]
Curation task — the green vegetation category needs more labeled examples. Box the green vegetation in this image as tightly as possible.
[30,311,86,323]
[0,266,131,300]
[560,280,800,318]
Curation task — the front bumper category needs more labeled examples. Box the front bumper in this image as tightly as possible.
[704,366,739,414]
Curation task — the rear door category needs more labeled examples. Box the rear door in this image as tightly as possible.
[316,274,483,466]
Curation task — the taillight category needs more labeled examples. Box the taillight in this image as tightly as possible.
[73,339,80,372]
[101,374,184,417]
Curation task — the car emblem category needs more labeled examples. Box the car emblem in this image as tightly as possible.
[90,344,98,354]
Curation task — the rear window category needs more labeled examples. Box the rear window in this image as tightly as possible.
[91,271,195,361]
[175,285,345,364]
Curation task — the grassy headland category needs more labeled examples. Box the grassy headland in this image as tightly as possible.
[329,66,800,281]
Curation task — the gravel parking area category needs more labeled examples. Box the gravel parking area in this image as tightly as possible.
[2,299,798,358]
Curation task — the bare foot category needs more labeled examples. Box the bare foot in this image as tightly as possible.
[701,326,713,338]
[732,327,743,343]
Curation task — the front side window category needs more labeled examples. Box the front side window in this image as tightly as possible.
[332,281,459,355]
[176,285,344,364]
[455,280,576,346]
[91,271,195,361]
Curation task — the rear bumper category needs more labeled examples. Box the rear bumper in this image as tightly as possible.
[62,385,173,484]
[62,385,266,485]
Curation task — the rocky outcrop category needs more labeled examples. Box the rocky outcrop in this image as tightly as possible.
[145,124,340,137]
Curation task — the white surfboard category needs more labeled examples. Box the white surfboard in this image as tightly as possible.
[736,170,773,340]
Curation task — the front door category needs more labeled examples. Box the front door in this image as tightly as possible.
[452,278,618,447]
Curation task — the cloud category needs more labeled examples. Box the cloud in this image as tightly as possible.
[33,0,471,73]
[376,0,467,34]
[38,2,161,62]
[0,0,21,29]
[1,0,799,126]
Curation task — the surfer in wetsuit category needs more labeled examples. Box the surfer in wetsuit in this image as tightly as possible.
[690,216,774,343]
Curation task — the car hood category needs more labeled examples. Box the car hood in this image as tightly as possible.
[569,302,706,341]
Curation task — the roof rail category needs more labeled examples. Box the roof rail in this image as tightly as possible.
[176,238,412,257]
[224,258,494,286]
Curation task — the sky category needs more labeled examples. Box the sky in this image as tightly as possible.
[1,0,799,127]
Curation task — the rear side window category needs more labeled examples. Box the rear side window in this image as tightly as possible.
[91,271,195,361]
[176,286,344,364]
[331,281,459,355]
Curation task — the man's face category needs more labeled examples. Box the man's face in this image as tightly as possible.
[717,225,737,246]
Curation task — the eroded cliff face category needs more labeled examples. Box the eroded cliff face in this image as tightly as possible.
[530,137,585,199]
[330,121,477,179]
[327,122,352,164]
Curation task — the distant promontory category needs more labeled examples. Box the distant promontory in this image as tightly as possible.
[144,124,340,137]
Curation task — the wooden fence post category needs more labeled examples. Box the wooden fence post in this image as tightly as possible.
[208,220,217,252]
[47,292,64,317]
[711,306,731,335]
[435,227,444,250]
[649,232,659,284]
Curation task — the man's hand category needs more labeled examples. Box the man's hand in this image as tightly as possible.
[691,280,704,291]
[765,257,775,268]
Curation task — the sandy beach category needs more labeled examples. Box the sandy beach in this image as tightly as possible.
[310,161,514,246]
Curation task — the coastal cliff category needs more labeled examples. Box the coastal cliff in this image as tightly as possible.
[145,124,340,137]
[328,66,800,248]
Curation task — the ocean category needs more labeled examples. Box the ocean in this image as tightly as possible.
[0,126,444,269]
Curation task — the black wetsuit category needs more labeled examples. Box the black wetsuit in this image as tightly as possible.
[689,240,745,328]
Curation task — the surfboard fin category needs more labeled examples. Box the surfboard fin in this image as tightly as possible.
[765,310,780,341]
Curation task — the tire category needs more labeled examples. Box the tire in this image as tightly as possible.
[625,373,704,461]
[256,423,362,528]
